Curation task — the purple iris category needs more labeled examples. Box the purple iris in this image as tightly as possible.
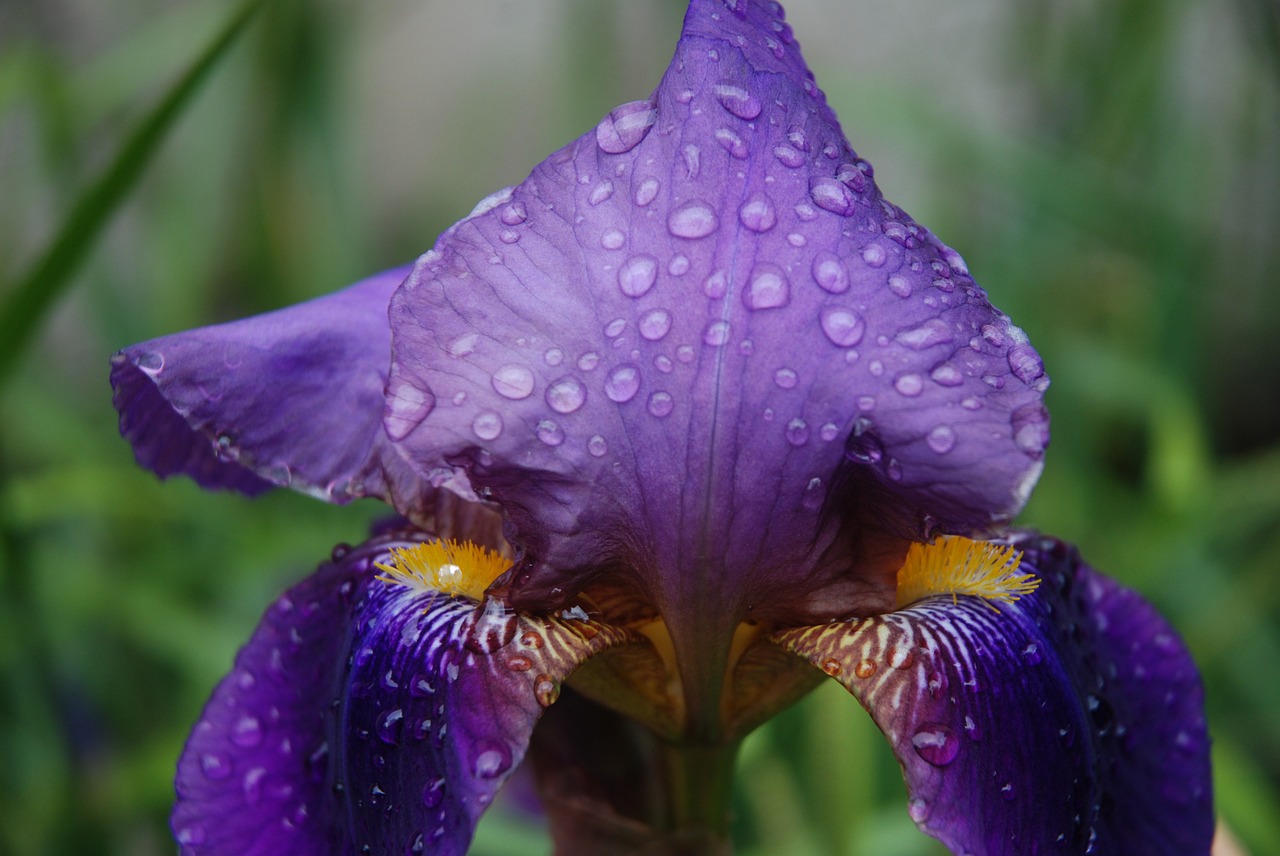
[110,1,1213,854]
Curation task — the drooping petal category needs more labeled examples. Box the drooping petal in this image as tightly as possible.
[171,528,632,856]
[773,535,1213,855]
[384,0,1047,635]
[111,267,433,511]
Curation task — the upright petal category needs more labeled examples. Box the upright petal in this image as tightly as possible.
[384,0,1047,642]
[774,535,1213,855]
[111,267,432,511]
[171,527,632,856]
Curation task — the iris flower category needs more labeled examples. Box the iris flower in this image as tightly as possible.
[110,1,1212,853]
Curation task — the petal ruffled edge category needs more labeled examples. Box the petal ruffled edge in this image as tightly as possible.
[774,534,1213,855]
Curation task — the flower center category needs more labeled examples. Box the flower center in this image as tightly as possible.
[895,535,1038,611]
[375,539,509,601]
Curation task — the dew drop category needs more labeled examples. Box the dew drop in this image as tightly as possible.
[773,144,806,168]
[855,659,876,679]
[654,354,673,373]
[201,753,232,780]
[861,244,887,268]
[385,375,435,441]
[376,709,404,745]
[600,228,625,250]
[773,368,798,389]
[811,252,849,294]
[1008,343,1045,383]
[703,270,728,299]
[471,411,503,441]
[491,364,535,400]
[595,100,656,154]
[136,350,164,375]
[577,352,600,372]
[605,364,640,403]
[927,425,957,453]
[894,374,924,397]
[930,363,963,386]
[809,177,855,216]
[668,254,690,276]
[500,202,527,225]
[604,318,627,338]
[715,127,749,159]
[744,265,789,309]
[588,180,614,206]
[819,421,840,442]
[536,420,564,446]
[498,228,519,244]
[618,255,658,298]
[544,348,564,367]
[473,743,512,779]
[676,345,695,364]
[545,377,587,414]
[647,392,674,418]
[232,716,263,748]
[422,778,446,809]
[911,724,959,766]
[738,196,776,232]
[634,309,672,341]
[714,83,763,119]
[785,418,810,446]
[1011,403,1050,458]
[587,434,608,457]
[176,823,206,845]
[668,201,719,239]
[703,320,731,347]
[819,307,865,347]
[908,797,930,823]
[635,177,660,207]
[683,144,701,179]
[887,274,913,298]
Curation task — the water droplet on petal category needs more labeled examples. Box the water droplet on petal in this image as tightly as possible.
[618,255,658,298]
[1011,403,1050,458]
[811,252,849,294]
[911,724,959,766]
[774,368,798,389]
[908,797,930,823]
[668,255,690,276]
[544,348,564,367]
[472,411,503,440]
[668,201,719,239]
[715,127,749,159]
[703,320,731,347]
[820,421,840,441]
[546,377,587,414]
[604,365,640,403]
[176,823,206,845]
[820,307,865,347]
[422,778,446,808]
[677,345,695,364]
[376,709,404,744]
[588,180,614,206]
[810,177,855,216]
[774,144,806,168]
[473,743,512,779]
[860,244,886,268]
[385,375,435,441]
[136,350,164,375]
[929,363,963,386]
[714,83,762,119]
[927,425,956,453]
[738,196,776,232]
[577,352,600,372]
[587,435,608,457]
[201,753,232,780]
[683,144,701,179]
[604,318,627,338]
[785,418,810,446]
[888,274,913,298]
[232,716,263,748]
[744,265,789,309]
[500,202,527,225]
[595,100,656,154]
[647,392,674,418]
[635,178,660,207]
[498,228,520,244]
[492,364,535,400]
[894,374,924,397]
[535,420,564,446]
[639,309,673,341]
[601,228,626,250]
[703,270,728,299]
[1008,343,1045,383]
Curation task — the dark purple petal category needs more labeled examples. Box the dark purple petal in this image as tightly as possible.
[774,535,1213,855]
[384,0,1047,636]
[171,529,630,856]
[111,267,433,511]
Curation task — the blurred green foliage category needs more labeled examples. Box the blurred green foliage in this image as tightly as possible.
[1,1,1277,854]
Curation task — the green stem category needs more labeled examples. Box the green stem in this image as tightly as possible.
[657,740,740,854]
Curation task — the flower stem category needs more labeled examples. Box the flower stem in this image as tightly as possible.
[656,740,740,854]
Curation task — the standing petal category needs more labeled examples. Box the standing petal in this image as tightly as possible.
[111,266,433,512]
[774,535,1212,855]
[384,0,1047,643]
[171,528,632,856]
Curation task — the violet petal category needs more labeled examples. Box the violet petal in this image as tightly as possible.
[774,534,1213,855]
[386,0,1047,620]
[111,266,432,510]
[171,529,629,856]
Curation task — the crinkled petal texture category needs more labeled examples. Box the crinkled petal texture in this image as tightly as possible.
[775,535,1213,855]
[385,0,1048,630]
[171,530,629,856]
[111,267,432,511]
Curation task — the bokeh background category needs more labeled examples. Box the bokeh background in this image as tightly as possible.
[2,0,1278,853]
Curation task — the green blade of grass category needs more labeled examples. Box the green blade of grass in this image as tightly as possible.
[0,0,269,386]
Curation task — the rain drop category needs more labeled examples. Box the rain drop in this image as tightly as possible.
[647,392,674,418]
[715,127,749,159]
[422,778,446,809]
[604,318,627,338]
[819,307,865,347]
[773,144,806,168]
[385,375,435,441]
[588,180,614,206]
[472,411,503,441]
[683,144,701,179]
[668,201,719,239]
[376,709,404,745]
[595,100,656,154]
[668,255,690,276]
[819,421,840,441]
[911,724,959,766]
[535,420,564,447]
[545,377,587,414]
[887,274,912,298]
[604,365,640,403]
[738,196,776,232]
[894,374,924,397]
[232,716,263,748]
[587,435,608,457]
[491,364,535,400]
[811,252,849,294]
[774,368,798,389]
[635,177,660,207]
[544,348,564,367]
[473,743,512,779]
[713,83,763,119]
[201,753,232,780]
[861,244,886,268]
[618,255,658,298]
[577,352,600,371]
[744,265,789,309]
[703,320,731,347]
[785,418,810,446]
[600,228,626,250]
[500,202,527,225]
[927,425,956,454]
[136,350,164,375]
[1008,343,1045,383]
[639,309,673,341]
[809,177,855,216]
[703,270,728,299]
[930,363,963,386]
